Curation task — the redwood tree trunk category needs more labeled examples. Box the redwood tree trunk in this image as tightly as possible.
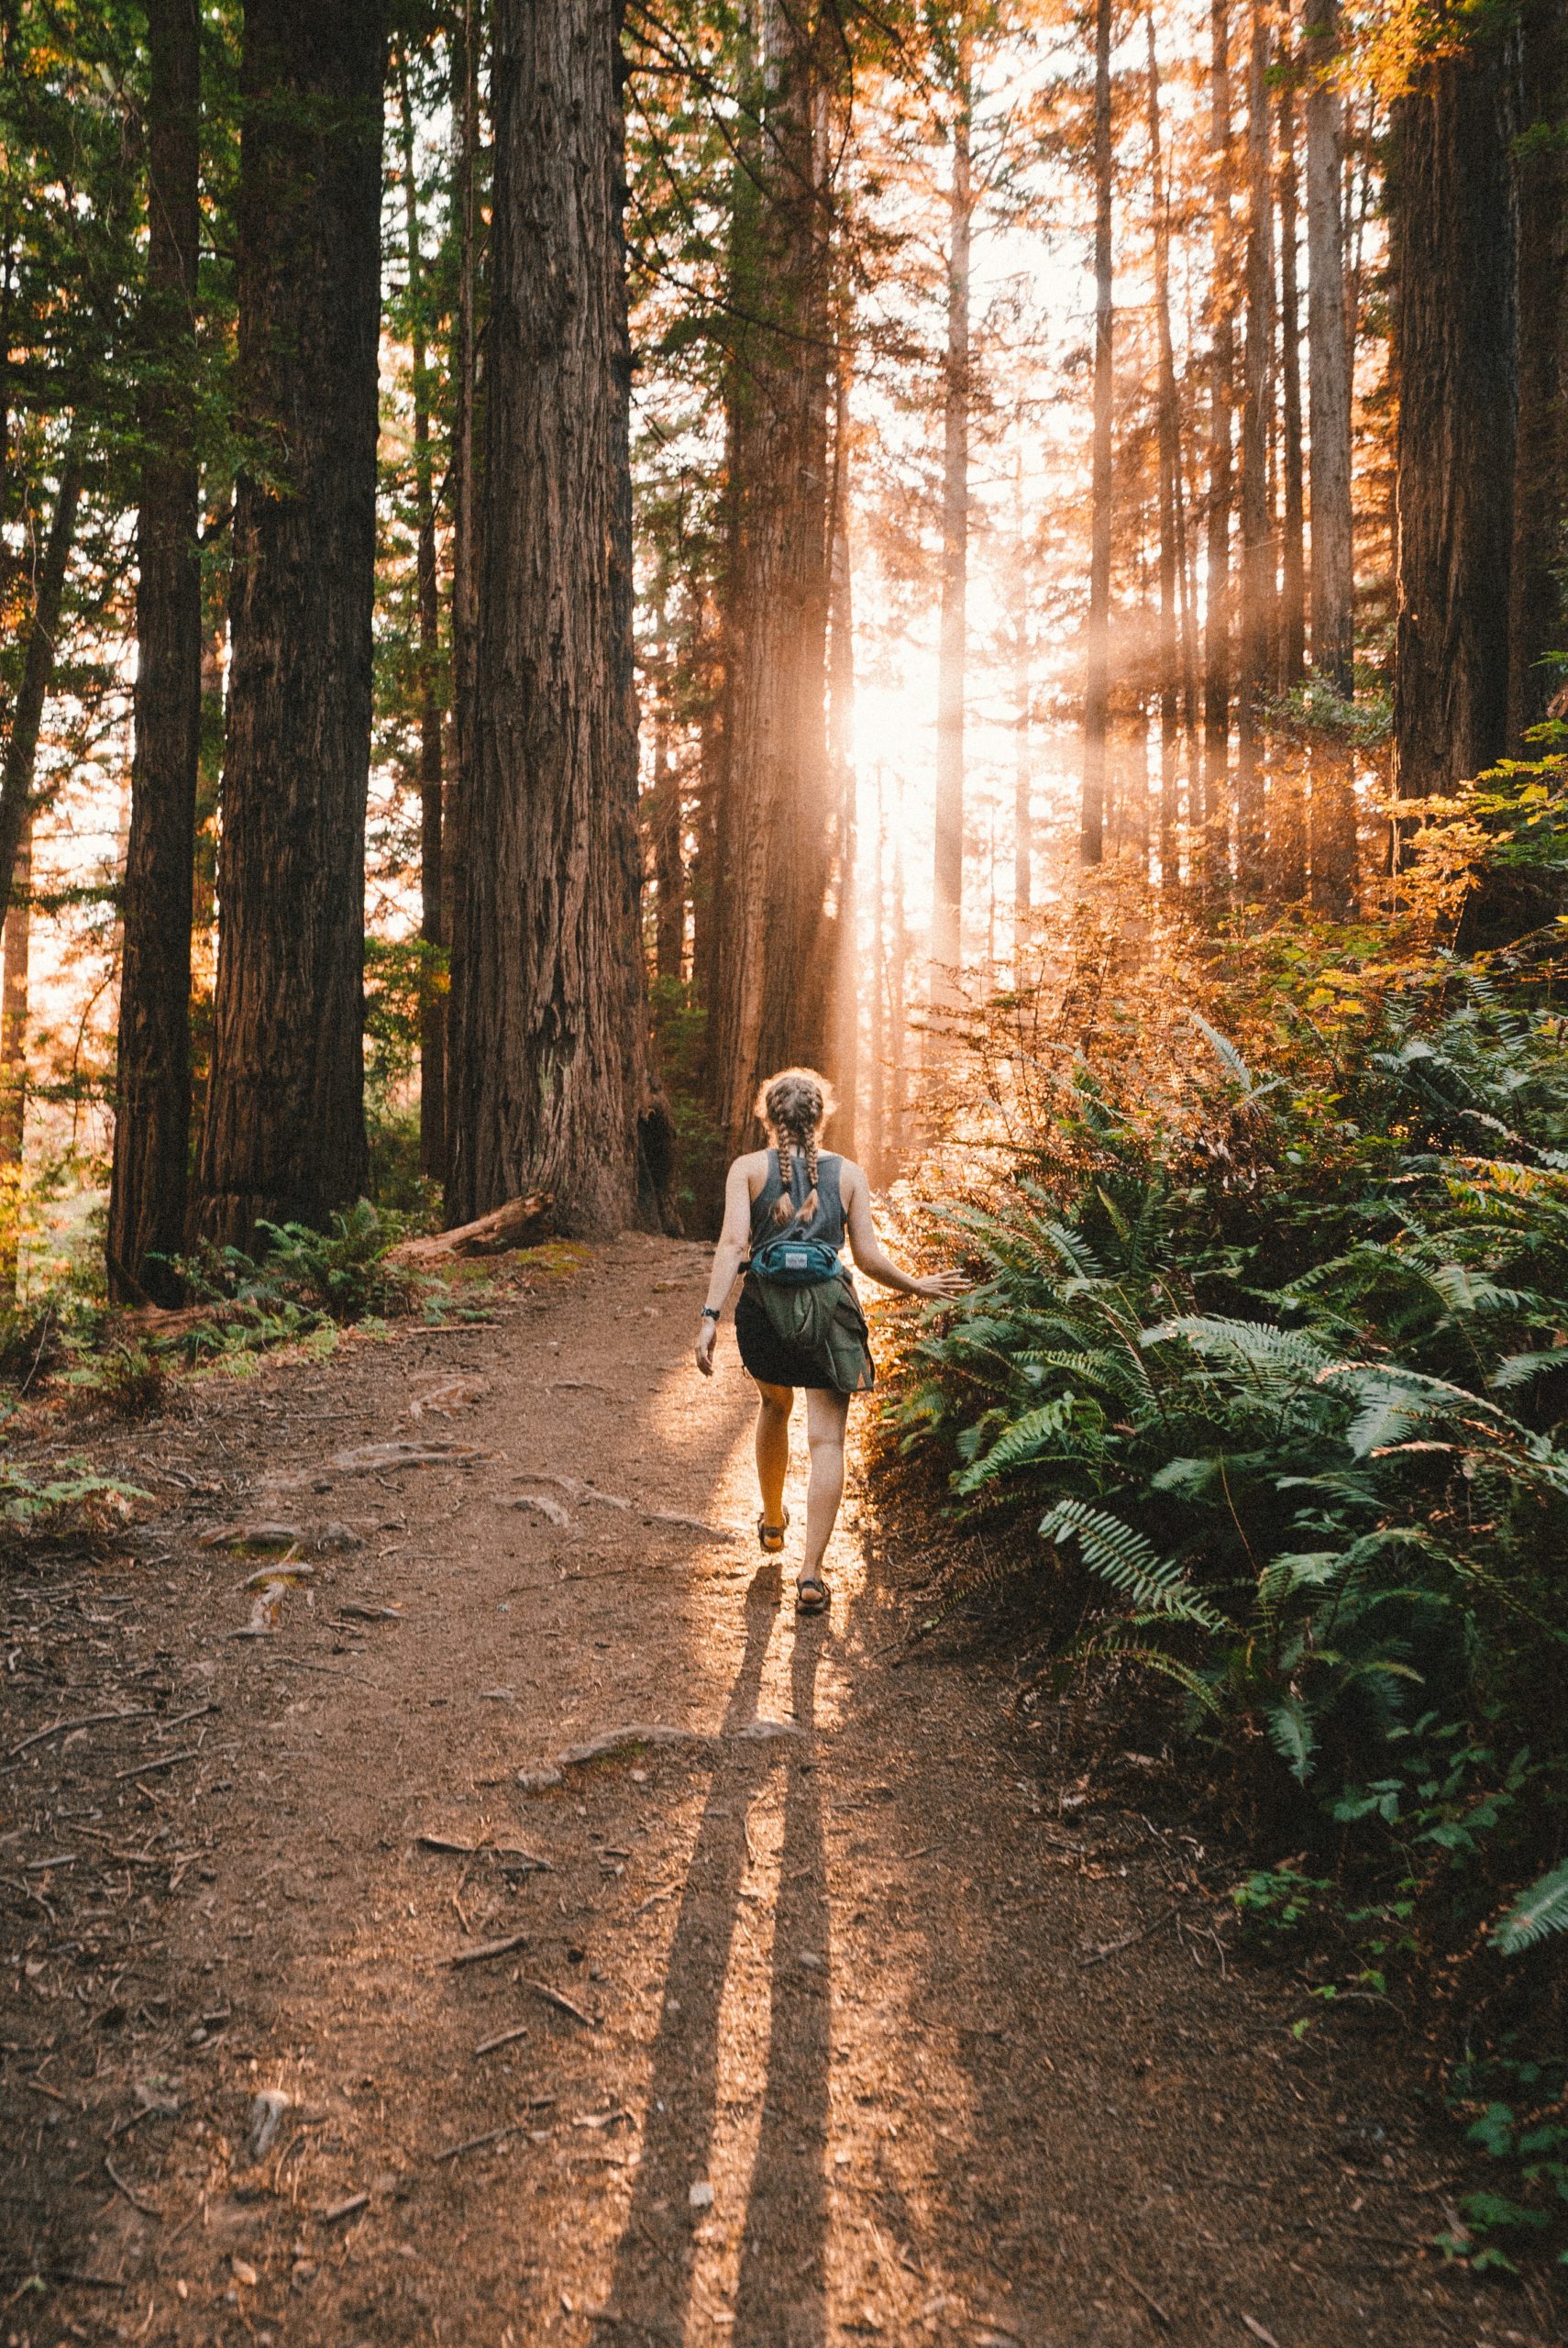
[0,812,32,1301]
[708,7,836,1158]
[933,24,972,981]
[1202,0,1236,876]
[1081,0,1114,868]
[447,0,659,1234]
[1303,0,1354,694]
[0,439,84,938]
[1392,27,1519,803]
[1277,68,1308,692]
[829,344,858,1161]
[195,0,384,1248]
[1235,0,1273,896]
[1146,4,1182,883]
[398,53,447,1184]
[109,0,202,1303]
[1509,0,1568,748]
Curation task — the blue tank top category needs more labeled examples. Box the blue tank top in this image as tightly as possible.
[748,1149,847,1258]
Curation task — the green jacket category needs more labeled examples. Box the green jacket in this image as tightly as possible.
[745,1268,875,1394]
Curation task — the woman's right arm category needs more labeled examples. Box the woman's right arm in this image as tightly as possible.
[694,1157,755,1376]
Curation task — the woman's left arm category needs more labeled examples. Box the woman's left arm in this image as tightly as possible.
[843,1163,967,1300]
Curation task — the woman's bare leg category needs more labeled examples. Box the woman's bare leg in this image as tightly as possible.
[801,1387,851,1587]
[754,1380,793,1530]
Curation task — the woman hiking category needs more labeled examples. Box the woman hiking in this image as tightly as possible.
[694,1067,966,1614]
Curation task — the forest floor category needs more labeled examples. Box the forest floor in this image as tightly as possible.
[2,1235,1561,2348]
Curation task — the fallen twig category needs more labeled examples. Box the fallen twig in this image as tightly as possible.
[1121,2268,1172,2327]
[1079,1902,1183,1967]
[114,1747,200,1783]
[8,1708,150,1760]
[472,2022,531,2057]
[434,2118,522,2163]
[444,1930,530,1968]
[524,1977,598,2028]
[102,2156,160,2219]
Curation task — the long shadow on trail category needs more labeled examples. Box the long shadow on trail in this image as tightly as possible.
[594,1567,830,2348]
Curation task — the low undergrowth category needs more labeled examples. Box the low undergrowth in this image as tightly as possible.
[883,904,1568,2270]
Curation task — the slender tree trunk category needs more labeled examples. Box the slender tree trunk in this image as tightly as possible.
[709,6,836,1157]
[649,587,684,982]
[1146,5,1181,884]
[0,439,84,938]
[868,763,886,1185]
[0,431,87,1297]
[1277,69,1307,691]
[829,343,858,1161]
[109,0,202,1304]
[1392,25,1519,804]
[0,812,31,1301]
[1011,456,1032,958]
[1236,0,1273,895]
[933,23,972,985]
[1202,0,1236,876]
[398,52,447,1184]
[1509,0,1568,748]
[195,0,385,1248]
[1081,0,1114,867]
[448,0,662,1231]
[1304,0,1354,693]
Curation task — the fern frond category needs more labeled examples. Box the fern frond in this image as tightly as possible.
[1040,1497,1224,1631]
[1493,1863,1568,1956]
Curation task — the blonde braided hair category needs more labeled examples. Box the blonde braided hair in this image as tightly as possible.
[755,1067,834,1227]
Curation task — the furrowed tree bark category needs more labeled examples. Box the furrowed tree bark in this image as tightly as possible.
[1303,0,1353,695]
[1277,65,1307,691]
[933,21,972,986]
[1081,0,1114,869]
[708,6,836,1159]
[109,0,202,1306]
[1236,0,1273,897]
[397,50,447,1183]
[447,0,480,1077]
[447,0,662,1234]
[1202,0,1236,879]
[1392,23,1519,805]
[1508,0,1568,749]
[195,0,385,1248]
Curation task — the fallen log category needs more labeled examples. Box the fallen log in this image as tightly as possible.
[389,1193,554,1268]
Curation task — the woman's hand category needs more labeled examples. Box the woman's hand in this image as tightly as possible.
[911,1268,969,1301]
[694,1316,718,1377]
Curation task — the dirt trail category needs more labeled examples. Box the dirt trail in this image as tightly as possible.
[1,1236,1553,2347]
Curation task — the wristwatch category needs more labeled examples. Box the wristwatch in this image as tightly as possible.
[701,1306,721,1322]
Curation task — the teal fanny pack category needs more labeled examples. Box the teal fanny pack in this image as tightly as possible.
[749,1234,842,1288]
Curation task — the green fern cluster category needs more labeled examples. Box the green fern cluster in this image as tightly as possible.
[890,981,1568,1998]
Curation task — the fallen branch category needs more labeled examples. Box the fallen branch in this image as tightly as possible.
[390,1194,553,1268]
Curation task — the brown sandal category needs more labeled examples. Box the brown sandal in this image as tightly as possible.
[757,1508,790,1555]
[794,1573,829,1615]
